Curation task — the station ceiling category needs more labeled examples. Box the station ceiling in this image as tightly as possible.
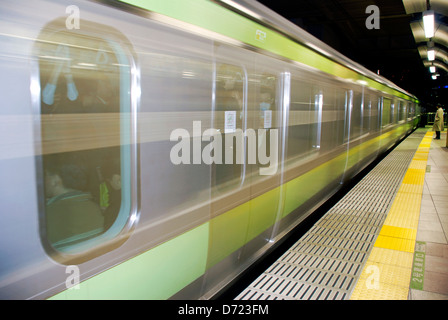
[257,0,448,109]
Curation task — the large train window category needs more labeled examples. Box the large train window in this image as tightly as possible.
[408,102,414,120]
[213,63,246,190]
[382,98,392,127]
[398,101,407,123]
[287,78,320,162]
[362,94,371,135]
[350,91,363,140]
[35,21,135,257]
[390,100,396,124]
[369,96,380,131]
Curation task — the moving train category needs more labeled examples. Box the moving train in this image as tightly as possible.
[0,0,419,299]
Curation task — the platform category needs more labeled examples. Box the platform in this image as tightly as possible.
[235,127,448,300]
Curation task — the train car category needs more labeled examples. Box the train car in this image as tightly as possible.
[0,0,419,299]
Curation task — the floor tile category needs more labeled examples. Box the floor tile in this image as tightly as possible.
[418,220,444,233]
[423,271,448,295]
[431,195,448,203]
[416,229,447,244]
[425,255,448,275]
[419,213,439,222]
[409,289,448,300]
[425,242,448,258]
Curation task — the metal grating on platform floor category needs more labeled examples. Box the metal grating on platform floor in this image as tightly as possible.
[235,132,425,300]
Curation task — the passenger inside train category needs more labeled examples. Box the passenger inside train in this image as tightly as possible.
[100,157,122,231]
[44,154,104,248]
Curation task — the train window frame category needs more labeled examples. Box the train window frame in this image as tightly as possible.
[287,76,322,164]
[382,97,392,128]
[32,19,139,263]
[212,60,248,192]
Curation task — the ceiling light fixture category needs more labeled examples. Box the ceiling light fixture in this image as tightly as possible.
[423,10,435,38]
[427,40,435,61]
[427,49,435,61]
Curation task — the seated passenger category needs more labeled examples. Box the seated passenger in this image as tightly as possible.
[101,160,121,231]
[45,160,104,248]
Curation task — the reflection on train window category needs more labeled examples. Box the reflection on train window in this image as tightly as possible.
[362,94,371,135]
[213,64,246,189]
[288,78,320,162]
[399,101,407,122]
[350,91,363,140]
[382,98,391,127]
[369,96,380,131]
[256,74,277,130]
[320,86,346,150]
[255,73,277,175]
[38,29,131,252]
[390,101,396,124]
[408,102,414,119]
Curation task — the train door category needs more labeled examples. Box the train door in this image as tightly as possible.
[204,43,252,289]
[241,56,290,260]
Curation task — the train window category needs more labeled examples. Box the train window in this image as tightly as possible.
[254,72,278,176]
[390,101,396,124]
[350,91,363,140]
[369,96,380,131]
[288,78,315,161]
[333,88,348,146]
[408,102,414,119]
[213,63,246,190]
[256,74,277,130]
[382,98,391,127]
[36,24,134,255]
[399,101,407,123]
[362,94,371,135]
[315,85,345,152]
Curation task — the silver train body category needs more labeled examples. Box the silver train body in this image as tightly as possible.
[0,0,419,299]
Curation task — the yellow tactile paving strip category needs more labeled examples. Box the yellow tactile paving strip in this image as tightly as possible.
[350,131,433,300]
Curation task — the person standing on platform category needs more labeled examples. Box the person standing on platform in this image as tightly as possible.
[433,105,444,140]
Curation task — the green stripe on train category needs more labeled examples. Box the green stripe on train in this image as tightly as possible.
[49,223,209,299]
[49,127,407,299]
[119,0,417,103]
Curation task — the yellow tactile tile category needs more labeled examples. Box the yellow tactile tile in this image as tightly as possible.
[412,152,429,161]
[402,169,426,185]
[407,160,428,170]
[350,131,433,300]
[384,192,421,228]
[350,281,409,300]
[419,143,431,148]
[358,262,412,288]
[374,235,415,252]
[378,225,417,240]
[416,147,430,153]
[366,247,414,268]
[386,193,421,217]
[383,213,419,230]
[398,183,424,194]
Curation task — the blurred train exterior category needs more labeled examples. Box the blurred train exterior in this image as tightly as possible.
[0,0,420,299]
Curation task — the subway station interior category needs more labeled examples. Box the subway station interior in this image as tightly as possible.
[0,0,447,304]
